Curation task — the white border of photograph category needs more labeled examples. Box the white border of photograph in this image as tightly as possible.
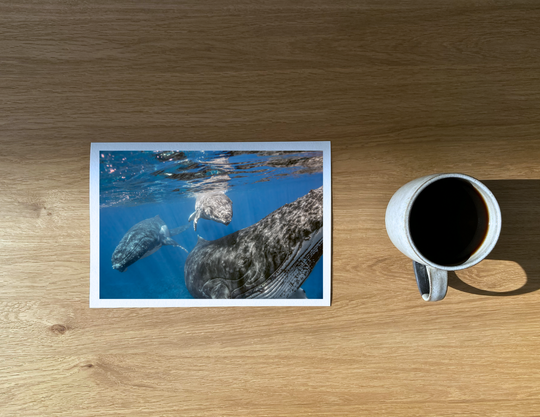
[90,142,331,307]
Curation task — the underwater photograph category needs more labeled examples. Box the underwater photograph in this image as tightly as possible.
[91,143,330,307]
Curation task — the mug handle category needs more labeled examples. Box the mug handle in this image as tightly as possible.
[413,261,448,302]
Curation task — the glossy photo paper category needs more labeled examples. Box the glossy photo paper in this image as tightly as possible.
[90,142,331,307]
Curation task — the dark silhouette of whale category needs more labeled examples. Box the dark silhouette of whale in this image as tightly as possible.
[184,186,323,299]
[112,215,188,272]
[188,191,233,231]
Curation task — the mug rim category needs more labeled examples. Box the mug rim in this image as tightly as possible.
[404,173,502,271]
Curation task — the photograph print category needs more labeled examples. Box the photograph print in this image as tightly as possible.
[90,142,331,307]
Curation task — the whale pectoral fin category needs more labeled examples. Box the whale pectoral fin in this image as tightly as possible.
[162,237,179,246]
[169,225,189,237]
[202,279,231,299]
[162,237,189,253]
[188,211,200,231]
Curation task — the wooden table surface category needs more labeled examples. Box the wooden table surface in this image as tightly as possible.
[1,1,540,415]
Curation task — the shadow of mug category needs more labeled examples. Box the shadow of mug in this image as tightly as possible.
[449,180,540,296]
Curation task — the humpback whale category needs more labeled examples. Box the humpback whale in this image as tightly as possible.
[112,215,188,272]
[184,186,323,299]
[188,192,233,231]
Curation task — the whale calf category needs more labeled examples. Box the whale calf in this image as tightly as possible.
[112,215,188,272]
[184,186,323,299]
[188,192,233,231]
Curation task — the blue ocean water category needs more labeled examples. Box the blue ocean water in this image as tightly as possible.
[99,150,323,299]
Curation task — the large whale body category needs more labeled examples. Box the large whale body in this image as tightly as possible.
[112,215,188,272]
[184,186,323,299]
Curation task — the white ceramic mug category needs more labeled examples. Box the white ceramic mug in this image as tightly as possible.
[385,173,502,302]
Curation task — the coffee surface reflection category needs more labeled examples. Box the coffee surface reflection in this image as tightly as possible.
[409,178,489,266]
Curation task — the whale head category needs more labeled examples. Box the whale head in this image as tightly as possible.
[112,262,127,272]
[199,192,233,226]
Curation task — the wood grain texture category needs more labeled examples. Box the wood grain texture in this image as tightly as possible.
[1,0,540,415]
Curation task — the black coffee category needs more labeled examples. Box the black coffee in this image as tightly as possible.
[409,178,489,266]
